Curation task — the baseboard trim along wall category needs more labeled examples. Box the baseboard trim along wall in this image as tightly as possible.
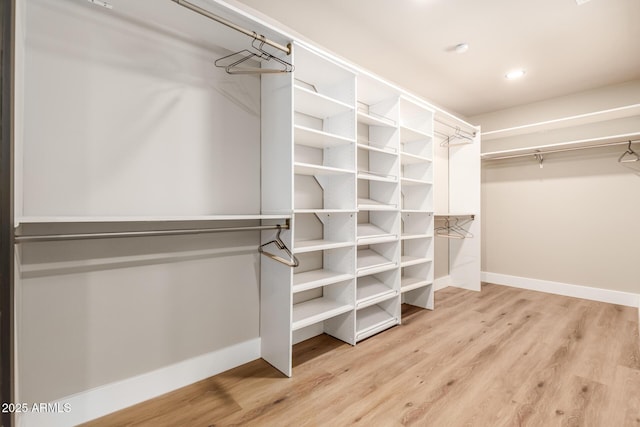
[482,272,640,308]
[434,275,451,291]
[17,338,261,427]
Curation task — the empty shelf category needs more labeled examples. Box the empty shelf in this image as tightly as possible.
[295,85,353,119]
[292,297,353,331]
[294,125,355,148]
[400,125,432,143]
[294,239,353,253]
[358,198,397,211]
[357,276,397,308]
[401,177,432,186]
[401,277,432,293]
[294,209,357,214]
[294,162,354,176]
[357,111,396,127]
[358,171,398,183]
[356,305,398,341]
[401,256,432,267]
[401,233,433,240]
[293,269,354,293]
[400,152,432,164]
[358,142,398,156]
[357,223,397,244]
[357,249,396,276]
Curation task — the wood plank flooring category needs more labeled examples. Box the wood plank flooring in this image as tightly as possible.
[83,283,640,426]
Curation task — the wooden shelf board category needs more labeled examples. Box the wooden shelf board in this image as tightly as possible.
[358,171,398,183]
[294,125,355,148]
[293,239,353,254]
[357,276,397,308]
[295,85,353,119]
[356,305,397,341]
[16,214,290,225]
[357,111,397,128]
[401,277,432,293]
[293,269,354,293]
[292,298,353,331]
[357,198,397,211]
[294,162,354,176]
[400,125,433,143]
[401,256,433,267]
[357,143,398,156]
[357,249,396,276]
[401,177,432,186]
[400,152,432,164]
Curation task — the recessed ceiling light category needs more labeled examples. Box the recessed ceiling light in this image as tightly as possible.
[454,43,469,54]
[505,69,526,80]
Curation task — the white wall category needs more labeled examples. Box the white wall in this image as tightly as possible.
[474,80,640,295]
[17,0,263,403]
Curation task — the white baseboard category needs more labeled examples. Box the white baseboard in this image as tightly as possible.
[434,276,451,291]
[482,272,640,308]
[18,338,261,427]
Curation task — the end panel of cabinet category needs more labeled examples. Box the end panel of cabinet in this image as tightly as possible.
[261,72,294,215]
[260,227,294,377]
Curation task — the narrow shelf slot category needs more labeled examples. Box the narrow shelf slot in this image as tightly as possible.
[401,256,432,267]
[401,177,432,186]
[400,125,433,143]
[356,305,397,341]
[293,270,354,294]
[357,198,397,211]
[400,152,432,165]
[357,249,396,276]
[294,125,355,148]
[357,110,397,128]
[357,223,397,244]
[401,277,431,293]
[358,142,397,156]
[357,276,397,309]
[294,162,354,176]
[358,171,398,183]
[293,239,353,254]
[292,297,353,331]
[295,84,354,119]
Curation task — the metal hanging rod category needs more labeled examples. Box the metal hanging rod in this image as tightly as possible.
[171,0,292,55]
[482,139,640,161]
[14,222,290,244]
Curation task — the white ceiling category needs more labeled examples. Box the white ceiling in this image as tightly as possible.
[233,0,640,118]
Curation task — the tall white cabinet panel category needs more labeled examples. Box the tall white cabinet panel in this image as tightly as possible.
[399,97,435,309]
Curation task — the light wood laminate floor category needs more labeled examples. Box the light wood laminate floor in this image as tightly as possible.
[84,283,640,426]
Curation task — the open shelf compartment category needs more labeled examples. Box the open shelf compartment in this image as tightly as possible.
[357,210,399,245]
[293,211,355,253]
[356,298,400,342]
[401,212,434,240]
[357,269,399,309]
[357,240,399,276]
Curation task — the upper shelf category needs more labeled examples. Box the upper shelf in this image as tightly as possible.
[357,110,397,128]
[294,162,355,176]
[294,84,354,119]
[294,125,355,148]
[15,214,291,226]
[400,126,433,143]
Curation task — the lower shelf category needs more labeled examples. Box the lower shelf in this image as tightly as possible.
[401,277,432,293]
[292,298,353,331]
[357,276,397,309]
[356,305,398,342]
[357,249,397,276]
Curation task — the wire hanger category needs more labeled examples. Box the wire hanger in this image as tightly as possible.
[214,33,294,75]
[618,141,640,163]
[258,225,299,267]
[435,217,474,239]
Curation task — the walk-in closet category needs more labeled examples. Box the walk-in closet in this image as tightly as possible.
[1,0,637,426]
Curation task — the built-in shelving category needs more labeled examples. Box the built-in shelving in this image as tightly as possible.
[294,162,355,176]
[357,197,397,211]
[357,110,396,127]
[356,275,397,309]
[356,304,398,341]
[401,276,431,293]
[293,270,354,293]
[292,297,353,331]
[294,84,353,119]
[294,125,355,149]
[293,239,353,253]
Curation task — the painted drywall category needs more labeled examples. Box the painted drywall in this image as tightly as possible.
[475,81,640,295]
[18,0,262,403]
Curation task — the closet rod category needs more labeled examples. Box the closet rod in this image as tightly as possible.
[483,139,640,161]
[14,223,290,244]
[171,0,291,55]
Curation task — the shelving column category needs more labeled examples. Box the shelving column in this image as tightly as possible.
[354,76,402,341]
[289,43,358,349]
[399,97,435,310]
